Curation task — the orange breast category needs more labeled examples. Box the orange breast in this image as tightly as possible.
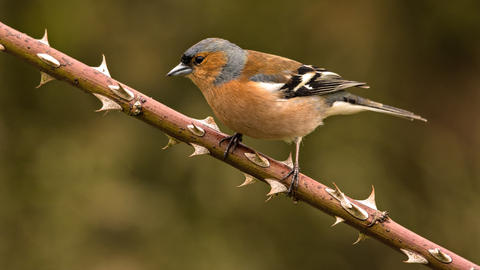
[201,80,325,141]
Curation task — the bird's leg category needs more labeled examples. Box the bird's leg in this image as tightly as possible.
[219,133,243,160]
[282,137,302,198]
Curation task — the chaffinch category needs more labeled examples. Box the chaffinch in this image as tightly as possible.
[167,38,426,197]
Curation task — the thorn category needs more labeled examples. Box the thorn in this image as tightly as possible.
[37,53,60,68]
[93,93,123,112]
[352,232,369,245]
[280,152,293,168]
[265,195,277,203]
[36,71,56,88]
[92,54,111,77]
[189,143,210,157]
[244,150,270,168]
[238,173,259,187]
[162,134,181,149]
[194,116,220,132]
[325,183,369,221]
[331,216,345,227]
[265,178,288,199]
[187,123,205,137]
[325,182,345,202]
[0,44,5,51]
[428,248,452,263]
[264,178,290,202]
[356,185,377,210]
[38,29,49,46]
[400,249,429,264]
[108,83,134,101]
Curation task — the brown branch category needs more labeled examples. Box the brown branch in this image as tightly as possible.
[0,21,477,270]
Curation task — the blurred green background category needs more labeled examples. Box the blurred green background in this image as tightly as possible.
[1,0,479,269]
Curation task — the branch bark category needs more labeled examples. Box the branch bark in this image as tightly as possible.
[0,21,477,270]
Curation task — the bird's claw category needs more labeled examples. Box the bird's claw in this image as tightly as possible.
[282,164,300,198]
[219,133,243,160]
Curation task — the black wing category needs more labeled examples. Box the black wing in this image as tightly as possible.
[281,65,369,99]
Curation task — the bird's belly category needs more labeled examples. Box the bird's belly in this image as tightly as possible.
[211,95,325,141]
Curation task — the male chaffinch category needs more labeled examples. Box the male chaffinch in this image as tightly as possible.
[167,38,426,197]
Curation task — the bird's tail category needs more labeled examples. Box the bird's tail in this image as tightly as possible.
[344,93,427,122]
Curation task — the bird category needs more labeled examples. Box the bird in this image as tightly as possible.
[167,38,426,198]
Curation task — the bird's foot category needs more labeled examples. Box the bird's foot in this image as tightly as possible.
[282,163,300,198]
[219,133,243,160]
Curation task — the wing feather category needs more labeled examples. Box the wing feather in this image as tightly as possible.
[281,65,369,99]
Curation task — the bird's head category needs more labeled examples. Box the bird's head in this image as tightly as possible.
[167,38,247,87]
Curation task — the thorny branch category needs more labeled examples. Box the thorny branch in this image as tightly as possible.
[0,21,477,270]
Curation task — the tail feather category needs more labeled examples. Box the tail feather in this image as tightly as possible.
[324,91,427,122]
[347,94,427,122]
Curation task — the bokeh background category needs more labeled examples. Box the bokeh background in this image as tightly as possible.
[1,1,479,269]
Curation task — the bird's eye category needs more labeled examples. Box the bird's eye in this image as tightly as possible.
[194,56,204,64]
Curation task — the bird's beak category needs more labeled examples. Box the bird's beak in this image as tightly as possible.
[166,63,192,76]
